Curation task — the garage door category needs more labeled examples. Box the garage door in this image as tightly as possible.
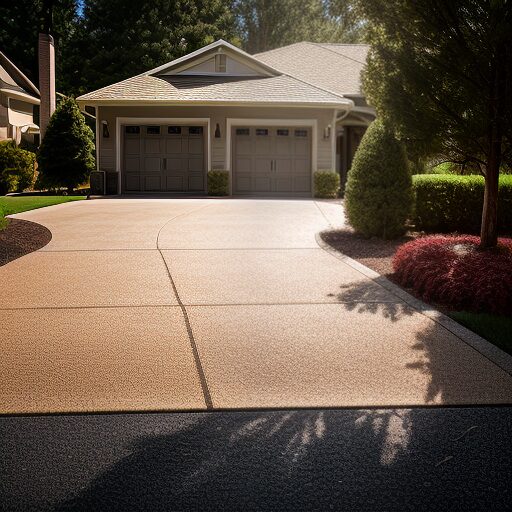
[233,126,312,196]
[123,125,205,193]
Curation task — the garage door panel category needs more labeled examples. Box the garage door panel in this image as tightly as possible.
[144,175,162,191]
[253,176,272,192]
[144,139,161,154]
[166,176,184,191]
[125,156,140,172]
[275,177,294,192]
[254,157,272,172]
[236,140,253,154]
[187,139,203,154]
[294,176,311,192]
[235,176,252,192]
[188,157,203,172]
[188,176,204,191]
[125,174,141,191]
[276,138,292,155]
[166,139,183,154]
[294,140,309,156]
[294,158,309,173]
[167,158,183,171]
[125,139,140,154]
[143,157,161,172]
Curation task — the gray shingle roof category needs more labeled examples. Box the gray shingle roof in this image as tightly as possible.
[77,73,349,106]
[254,42,369,96]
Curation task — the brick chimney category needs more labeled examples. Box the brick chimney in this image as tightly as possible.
[38,33,55,140]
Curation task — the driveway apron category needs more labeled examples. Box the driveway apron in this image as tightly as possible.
[1,198,511,414]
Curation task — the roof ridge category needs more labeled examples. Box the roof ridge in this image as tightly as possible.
[310,42,366,65]
[253,41,311,57]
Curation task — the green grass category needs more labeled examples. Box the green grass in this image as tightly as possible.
[0,195,84,216]
[450,311,512,355]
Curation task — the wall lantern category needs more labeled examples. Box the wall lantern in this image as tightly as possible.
[323,124,331,139]
[102,120,109,138]
[215,123,221,138]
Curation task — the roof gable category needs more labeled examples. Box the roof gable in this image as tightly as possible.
[147,40,279,78]
[0,51,40,100]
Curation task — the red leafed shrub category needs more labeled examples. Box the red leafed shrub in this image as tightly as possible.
[393,235,512,315]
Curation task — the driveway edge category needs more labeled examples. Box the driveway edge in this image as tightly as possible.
[315,231,512,377]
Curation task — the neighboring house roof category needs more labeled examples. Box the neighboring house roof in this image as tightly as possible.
[77,39,352,108]
[254,42,369,96]
[0,51,40,103]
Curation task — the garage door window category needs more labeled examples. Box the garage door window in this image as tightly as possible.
[256,128,268,136]
[294,129,308,137]
[146,126,160,135]
[168,126,182,134]
[236,128,250,136]
[189,126,203,135]
[277,129,289,136]
[125,126,140,134]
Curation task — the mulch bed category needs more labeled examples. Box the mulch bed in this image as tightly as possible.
[320,228,419,277]
[0,219,52,266]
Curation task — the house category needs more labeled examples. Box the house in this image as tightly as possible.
[77,40,374,196]
[0,51,40,145]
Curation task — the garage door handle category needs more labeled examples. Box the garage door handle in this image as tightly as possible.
[162,158,167,170]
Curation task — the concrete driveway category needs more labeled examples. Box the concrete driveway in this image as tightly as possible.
[1,198,512,414]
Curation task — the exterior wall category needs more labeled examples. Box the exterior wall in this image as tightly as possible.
[96,105,336,178]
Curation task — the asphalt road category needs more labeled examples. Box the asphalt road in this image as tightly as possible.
[1,407,511,511]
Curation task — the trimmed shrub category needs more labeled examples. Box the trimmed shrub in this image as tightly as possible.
[207,170,229,196]
[314,170,340,198]
[345,120,413,239]
[393,235,512,315]
[0,140,36,193]
[37,97,95,192]
[413,174,512,233]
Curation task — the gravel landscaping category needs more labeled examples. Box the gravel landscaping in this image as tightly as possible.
[0,219,52,266]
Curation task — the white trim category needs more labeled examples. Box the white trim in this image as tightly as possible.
[95,107,100,172]
[115,117,211,194]
[1,88,40,105]
[226,118,318,196]
[331,109,337,172]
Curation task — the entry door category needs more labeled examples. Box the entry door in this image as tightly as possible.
[233,126,312,196]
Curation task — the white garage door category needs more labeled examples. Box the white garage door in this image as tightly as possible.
[123,125,205,193]
[233,126,312,196]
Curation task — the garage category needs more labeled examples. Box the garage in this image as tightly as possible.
[232,126,312,196]
[122,124,206,193]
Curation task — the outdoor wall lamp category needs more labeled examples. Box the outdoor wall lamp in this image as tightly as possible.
[323,124,331,139]
[102,120,109,138]
[215,123,221,138]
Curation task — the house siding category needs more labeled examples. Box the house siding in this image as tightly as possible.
[97,105,336,177]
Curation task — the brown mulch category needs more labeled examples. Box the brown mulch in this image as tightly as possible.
[320,228,420,277]
[0,218,52,266]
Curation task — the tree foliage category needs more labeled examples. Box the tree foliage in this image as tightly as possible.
[66,0,238,94]
[0,0,78,91]
[233,0,363,53]
[37,97,95,190]
[345,119,413,239]
[358,0,512,247]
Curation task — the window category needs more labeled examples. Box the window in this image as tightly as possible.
[146,126,160,135]
[168,126,182,135]
[294,129,308,137]
[125,126,140,134]
[236,128,250,136]
[277,129,289,136]
[256,128,268,136]
[215,53,227,72]
[188,126,203,135]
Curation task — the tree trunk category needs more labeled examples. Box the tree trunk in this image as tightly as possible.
[480,157,499,248]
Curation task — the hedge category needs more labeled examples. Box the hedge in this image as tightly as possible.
[207,170,229,196]
[0,140,36,194]
[313,170,340,198]
[412,174,512,233]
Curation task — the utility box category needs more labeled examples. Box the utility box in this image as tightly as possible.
[89,171,105,195]
[106,172,119,195]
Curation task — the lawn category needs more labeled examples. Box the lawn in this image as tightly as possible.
[0,195,84,216]
[449,312,512,356]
